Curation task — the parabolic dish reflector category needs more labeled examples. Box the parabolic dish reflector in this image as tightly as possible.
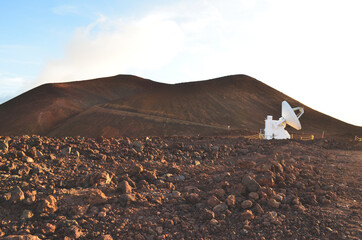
[282,101,302,130]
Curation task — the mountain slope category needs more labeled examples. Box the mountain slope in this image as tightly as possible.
[0,75,161,135]
[0,74,360,137]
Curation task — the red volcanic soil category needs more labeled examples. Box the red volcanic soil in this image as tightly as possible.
[0,135,361,239]
[0,74,360,138]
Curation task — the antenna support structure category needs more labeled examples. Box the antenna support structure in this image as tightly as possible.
[263,101,304,140]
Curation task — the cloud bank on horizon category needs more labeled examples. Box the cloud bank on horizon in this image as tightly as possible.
[1,0,361,126]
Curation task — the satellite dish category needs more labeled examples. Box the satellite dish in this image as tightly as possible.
[262,101,304,140]
[281,101,304,130]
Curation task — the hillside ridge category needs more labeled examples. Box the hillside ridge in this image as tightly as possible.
[0,74,360,137]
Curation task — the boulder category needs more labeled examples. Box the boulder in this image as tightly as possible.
[242,175,261,192]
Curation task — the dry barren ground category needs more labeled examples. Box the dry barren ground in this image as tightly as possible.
[0,136,361,240]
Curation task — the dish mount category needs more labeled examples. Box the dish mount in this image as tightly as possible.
[263,101,304,140]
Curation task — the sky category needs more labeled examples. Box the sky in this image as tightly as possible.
[0,0,361,126]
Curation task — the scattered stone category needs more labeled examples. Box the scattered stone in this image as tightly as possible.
[211,188,225,199]
[186,193,200,204]
[11,186,25,203]
[211,145,219,151]
[171,191,182,198]
[142,169,157,182]
[194,160,201,166]
[174,175,185,181]
[274,194,283,202]
[249,192,259,200]
[253,203,264,215]
[201,209,215,220]
[0,141,9,151]
[168,165,181,174]
[86,189,108,205]
[66,225,83,239]
[164,219,174,228]
[132,141,143,149]
[257,174,275,187]
[268,198,281,208]
[36,150,43,157]
[61,147,71,156]
[3,192,12,201]
[155,226,163,235]
[119,194,136,206]
[241,210,254,220]
[23,156,34,163]
[0,135,357,239]
[82,171,112,187]
[264,211,279,224]
[242,175,261,192]
[97,235,114,240]
[213,203,228,213]
[225,195,236,207]
[118,180,133,194]
[98,211,107,218]
[241,200,253,209]
[129,164,144,176]
[41,223,56,235]
[209,219,219,226]
[2,235,41,240]
[24,195,36,205]
[40,195,58,214]
[21,210,33,220]
[208,195,222,208]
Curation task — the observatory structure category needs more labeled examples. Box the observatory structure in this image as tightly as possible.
[263,101,304,140]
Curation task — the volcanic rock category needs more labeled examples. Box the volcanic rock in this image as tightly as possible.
[242,175,260,192]
[11,186,25,203]
[268,198,281,208]
[241,210,254,220]
[119,194,136,206]
[225,195,236,207]
[23,156,34,163]
[20,210,33,220]
[97,235,113,240]
[241,200,253,209]
[118,180,133,194]
[40,195,58,214]
[249,192,259,200]
[210,188,225,199]
[82,171,112,187]
[129,164,144,176]
[213,203,228,213]
[61,147,71,156]
[186,193,200,204]
[201,209,215,220]
[40,223,56,235]
[208,195,222,208]
[2,235,41,240]
[257,174,275,187]
[0,141,9,151]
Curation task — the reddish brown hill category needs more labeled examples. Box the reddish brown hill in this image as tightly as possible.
[0,74,360,137]
[0,75,162,135]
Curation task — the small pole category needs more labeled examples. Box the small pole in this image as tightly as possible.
[321,130,324,139]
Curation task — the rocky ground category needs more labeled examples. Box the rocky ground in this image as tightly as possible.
[0,135,361,240]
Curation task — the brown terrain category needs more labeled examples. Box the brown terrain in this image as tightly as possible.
[0,74,360,138]
[0,136,361,239]
[0,74,361,240]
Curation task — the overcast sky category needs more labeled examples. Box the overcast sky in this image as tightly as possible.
[0,0,361,126]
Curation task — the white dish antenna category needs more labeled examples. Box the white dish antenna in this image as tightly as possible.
[282,101,303,130]
[262,101,304,140]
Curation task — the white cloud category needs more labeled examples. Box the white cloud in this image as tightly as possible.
[37,13,184,84]
[36,0,362,125]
